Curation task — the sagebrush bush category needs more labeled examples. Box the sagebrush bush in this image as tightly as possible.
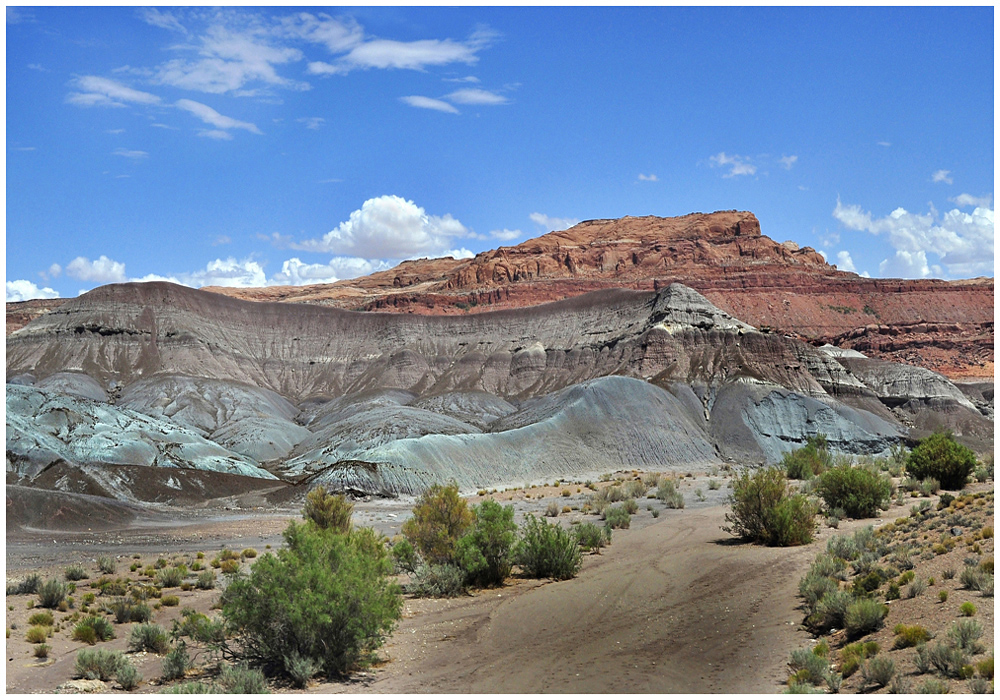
[107,596,151,623]
[572,521,610,554]
[624,480,648,499]
[789,647,829,685]
[128,623,170,653]
[7,573,42,595]
[221,521,402,678]
[861,656,895,689]
[844,597,887,639]
[813,590,855,631]
[196,570,216,590]
[75,648,125,681]
[158,567,185,588]
[656,479,684,509]
[26,625,48,643]
[515,514,581,580]
[454,499,518,588]
[407,563,466,598]
[603,505,631,530]
[65,564,88,581]
[927,641,969,678]
[906,432,976,490]
[302,486,353,533]
[97,555,116,575]
[73,615,115,644]
[284,651,321,689]
[782,434,834,480]
[724,467,816,546]
[544,501,560,517]
[162,642,191,681]
[116,659,142,690]
[816,465,891,518]
[217,663,269,693]
[37,579,67,608]
[401,482,474,565]
[948,619,984,653]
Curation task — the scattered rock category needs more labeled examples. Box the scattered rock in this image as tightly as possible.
[56,679,107,693]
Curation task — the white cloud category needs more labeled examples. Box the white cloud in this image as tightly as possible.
[932,169,953,184]
[836,251,857,272]
[950,193,992,209]
[280,12,363,53]
[113,148,148,159]
[491,229,523,241]
[779,155,798,170]
[297,116,325,130]
[198,129,233,140]
[444,75,480,83]
[709,152,756,177]
[833,198,994,278]
[27,63,47,72]
[293,195,472,259]
[151,123,179,130]
[529,212,579,232]
[6,280,59,302]
[138,8,187,34]
[637,173,658,182]
[400,96,459,114]
[66,76,161,108]
[269,256,390,286]
[444,88,507,105]
[331,30,494,74]
[212,235,231,246]
[176,99,262,135]
[66,255,128,283]
[877,141,891,147]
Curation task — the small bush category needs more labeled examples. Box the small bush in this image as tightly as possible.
[218,663,269,693]
[960,566,989,591]
[26,625,48,643]
[28,610,54,627]
[128,623,170,653]
[242,548,257,559]
[284,651,321,689]
[74,648,125,680]
[907,578,927,598]
[959,601,976,616]
[968,678,991,694]
[724,467,816,546]
[33,643,51,658]
[401,482,474,565]
[408,563,466,598]
[65,564,88,581]
[894,624,931,648]
[97,555,117,575]
[544,501,560,517]
[162,595,180,607]
[6,573,42,595]
[158,567,185,588]
[813,590,855,631]
[162,642,191,681]
[572,521,610,554]
[603,505,631,530]
[455,499,518,588]
[37,579,67,608]
[789,647,829,684]
[816,465,891,518]
[73,615,115,644]
[302,486,353,533]
[976,657,993,680]
[939,590,949,603]
[927,641,969,678]
[220,560,240,575]
[390,539,419,574]
[861,656,895,689]
[116,660,141,690]
[783,434,834,479]
[948,618,984,653]
[844,597,887,639]
[656,479,685,509]
[906,432,976,490]
[916,678,950,693]
[515,514,581,580]
[195,570,216,590]
[840,641,879,678]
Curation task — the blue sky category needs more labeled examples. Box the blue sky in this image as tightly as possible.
[6,6,994,301]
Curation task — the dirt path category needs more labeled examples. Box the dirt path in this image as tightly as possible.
[319,504,819,694]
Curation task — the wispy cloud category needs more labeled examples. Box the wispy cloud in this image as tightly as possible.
[176,98,263,135]
[491,229,523,241]
[297,116,325,130]
[877,141,891,147]
[932,169,953,184]
[529,212,579,232]
[637,173,658,182]
[400,96,459,114]
[709,152,756,178]
[950,193,993,209]
[27,63,48,72]
[310,28,496,75]
[112,148,148,159]
[66,75,161,108]
[212,235,231,246]
[444,75,480,84]
[444,87,507,105]
[779,154,798,170]
[138,8,187,34]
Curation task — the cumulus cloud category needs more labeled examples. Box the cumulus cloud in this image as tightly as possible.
[292,195,473,260]
[932,169,953,184]
[779,155,798,170]
[491,229,523,241]
[637,173,658,182]
[399,96,459,114]
[833,198,994,278]
[176,99,262,135]
[66,76,161,108]
[529,212,579,232]
[6,280,59,302]
[836,251,870,277]
[269,256,391,286]
[709,152,756,177]
[950,193,993,209]
[444,88,507,105]
[66,255,128,283]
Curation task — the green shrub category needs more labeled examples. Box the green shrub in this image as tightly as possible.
[37,579,67,608]
[162,642,191,681]
[907,578,927,599]
[196,570,216,590]
[401,482,474,565]
[221,521,402,678]
[390,539,419,574]
[162,595,180,607]
[161,681,221,693]
[128,623,170,653]
[844,597,887,639]
[97,555,117,575]
[724,467,816,546]
[158,567,185,588]
[408,563,466,598]
[927,641,969,678]
[906,432,976,490]
[816,465,891,518]
[894,624,931,648]
[782,434,834,480]
[603,505,631,530]
[28,610,54,627]
[839,641,879,678]
[572,521,610,554]
[454,500,518,588]
[919,477,940,496]
[948,619,984,653]
[799,574,837,612]
[788,647,829,685]
[65,564,88,581]
[656,479,684,509]
[107,596,151,623]
[26,625,48,643]
[959,601,976,617]
[217,663,269,693]
[813,590,855,631]
[623,498,639,515]
[976,657,993,680]
[861,656,895,689]
[916,678,950,694]
[302,486,353,533]
[7,573,42,595]
[72,615,115,644]
[939,590,949,603]
[34,643,51,658]
[624,480,648,499]
[514,514,581,580]
[75,648,125,680]
[117,659,142,690]
[284,651,321,689]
